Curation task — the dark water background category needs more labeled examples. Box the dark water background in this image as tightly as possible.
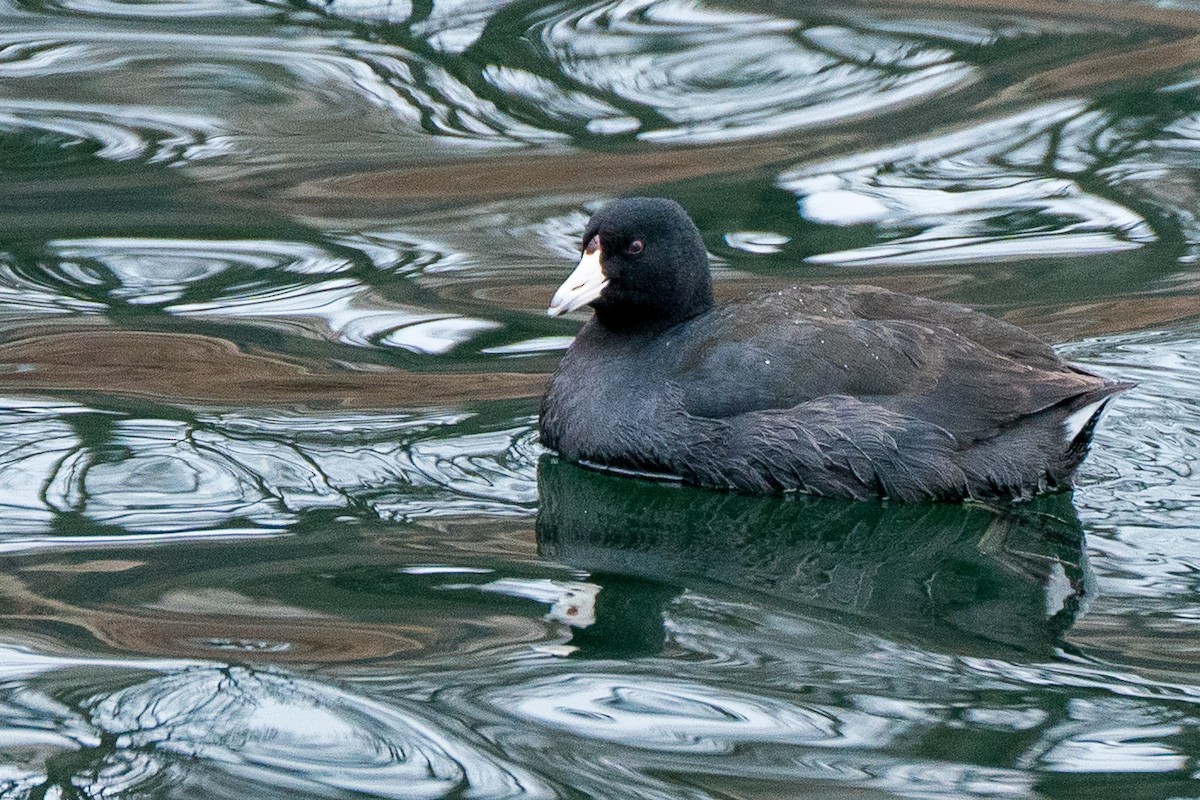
[1,0,1199,797]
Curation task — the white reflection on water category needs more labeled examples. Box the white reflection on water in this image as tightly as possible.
[0,400,85,531]
[0,0,986,164]
[380,317,503,354]
[1033,700,1188,774]
[481,336,574,357]
[89,667,554,799]
[723,231,791,254]
[50,418,289,532]
[0,643,198,680]
[482,65,640,135]
[0,237,509,353]
[487,673,899,752]
[48,238,353,305]
[0,99,232,164]
[0,528,283,555]
[24,0,274,17]
[535,0,975,143]
[298,0,985,144]
[780,102,1157,265]
[0,402,538,539]
[0,29,541,166]
[0,323,1191,553]
[416,0,527,54]
[1065,326,1200,641]
[0,651,553,799]
[306,0,531,53]
[0,260,109,317]
[491,591,1200,787]
[2,594,1197,798]
[168,277,502,353]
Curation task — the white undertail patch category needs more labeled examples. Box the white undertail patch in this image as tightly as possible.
[1063,399,1108,444]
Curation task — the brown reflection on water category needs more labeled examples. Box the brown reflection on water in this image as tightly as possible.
[284,135,848,210]
[993,35,1200,105]
[20,559,144,574]
[488,269,1200,343]
[892,0,1200,29]
[1070,609,1200,674]
[1,519,550,663]
[0,329,549,407]
[906,0,1200,90]
[1007,295,1200,340]
[377,518,540,562]
[261,0,1200,221]
[0,569,549,663]
[0,572,428,661]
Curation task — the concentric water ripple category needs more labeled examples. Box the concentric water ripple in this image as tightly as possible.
[291,0,982,145]
[4,0,1197,179]
[413,588,1200,797]
[522,0,976,143]
[0,651,553,799]
[86,666,554,799]
[0,28,558,169]
[484,674,898,752]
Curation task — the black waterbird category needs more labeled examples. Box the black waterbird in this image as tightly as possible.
[539,197,1132,501]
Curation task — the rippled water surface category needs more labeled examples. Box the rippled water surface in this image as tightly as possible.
[1,0,1200,797]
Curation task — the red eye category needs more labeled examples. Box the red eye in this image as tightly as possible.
[626,239,644,255]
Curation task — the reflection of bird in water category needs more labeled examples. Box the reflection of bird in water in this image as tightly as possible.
[535,457,1091,659]
[541,197,1132,500]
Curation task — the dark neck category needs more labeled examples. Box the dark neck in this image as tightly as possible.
[593,288,714,334]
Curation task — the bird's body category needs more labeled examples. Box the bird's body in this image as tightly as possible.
[539,198,1130,501]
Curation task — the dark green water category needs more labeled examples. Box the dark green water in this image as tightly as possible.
[0,0,1199,797]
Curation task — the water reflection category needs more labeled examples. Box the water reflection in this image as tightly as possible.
[296,0,980,144]
[492,672,898,752]
[0,654,553,800]
[0,0,990,176]
[525,1,975,143]
[535,458,1090,656]
[89,666,553,799]
[780,102,1157,266]
[1061,325,1200,671]
[8,87,1200,374]
[0,99,232,165]
[0,399,539,540]
[0,235,511,353]
[27,0,274,17]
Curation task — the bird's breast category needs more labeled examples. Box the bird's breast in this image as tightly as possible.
[541,345,680,467]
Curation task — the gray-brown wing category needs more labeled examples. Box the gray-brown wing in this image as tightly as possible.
[676,286,1111,442]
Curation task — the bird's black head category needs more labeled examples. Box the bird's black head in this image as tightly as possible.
[547,197,714,331]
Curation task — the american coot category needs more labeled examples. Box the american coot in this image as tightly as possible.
[539,197,1133,501]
